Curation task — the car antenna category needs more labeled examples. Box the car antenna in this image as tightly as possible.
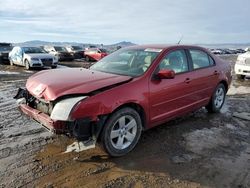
[177,35,183,44]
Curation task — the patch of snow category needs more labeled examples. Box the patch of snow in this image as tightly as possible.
[227,84,250,95]
[57,65,69,69]
[0,71,20,75]
[184,127,229,155]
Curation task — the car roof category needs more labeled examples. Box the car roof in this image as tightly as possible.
[127,44,207,51]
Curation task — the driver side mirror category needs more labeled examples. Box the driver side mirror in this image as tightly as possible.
[157,69,175,79]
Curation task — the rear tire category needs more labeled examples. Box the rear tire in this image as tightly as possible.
[101,107,142,157]
[51,65,57,69]
[25,59,30,70]
[206,83,226,113]
[236,74,245,80]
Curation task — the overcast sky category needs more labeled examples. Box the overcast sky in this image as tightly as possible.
[0,0,249,44]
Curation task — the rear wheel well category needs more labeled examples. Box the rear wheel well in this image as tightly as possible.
[219,80,228,92]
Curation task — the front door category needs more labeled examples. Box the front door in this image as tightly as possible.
[149,49,195,127]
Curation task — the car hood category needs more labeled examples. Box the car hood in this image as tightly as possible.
[26,68,132,101]
[26,53,54,59]
[238,52,250,59]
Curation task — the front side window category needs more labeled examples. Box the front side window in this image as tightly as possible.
[159,50,188,74]
[190,50,211,69]
[90,48,161,77]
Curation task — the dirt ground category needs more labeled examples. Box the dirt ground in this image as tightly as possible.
[0,56,250,188]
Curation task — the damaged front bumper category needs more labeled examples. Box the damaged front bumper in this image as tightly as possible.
[14,88,66,133]
[19,103,67,133]
[14,88,106,142]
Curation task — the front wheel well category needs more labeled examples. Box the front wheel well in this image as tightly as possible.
[95,103,146,142]
[111,103,146,130]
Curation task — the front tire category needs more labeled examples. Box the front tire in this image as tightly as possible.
[51,65,57,69]
[101,107,142,157]
[206,83,226,113]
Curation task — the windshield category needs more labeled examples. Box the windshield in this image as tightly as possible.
[23,47,46,54]
[90,48,161,77]
[72,46,82,50]
[54,46,67,52]
[99,48,107,53]
[0,46,13,51]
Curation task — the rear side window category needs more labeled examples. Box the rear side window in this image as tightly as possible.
[208,56,215,65]
[189,50,212,69]
[159,50,188,74]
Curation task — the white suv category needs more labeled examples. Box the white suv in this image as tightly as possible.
[235,48,250,79]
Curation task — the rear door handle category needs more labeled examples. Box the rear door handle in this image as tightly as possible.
[184,78,191,83]
[214,70,219,75]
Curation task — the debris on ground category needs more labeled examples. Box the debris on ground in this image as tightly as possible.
[233,112,250,121]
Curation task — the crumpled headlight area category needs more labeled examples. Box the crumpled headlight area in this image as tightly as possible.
[50,96,88,121]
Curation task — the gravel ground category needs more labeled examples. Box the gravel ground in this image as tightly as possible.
[0,56,250,188]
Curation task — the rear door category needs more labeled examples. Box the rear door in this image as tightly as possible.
[149,49,197,126]
[187,49,219,103]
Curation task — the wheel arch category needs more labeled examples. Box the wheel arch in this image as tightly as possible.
[105,102,147,131]
[219,80,228,92]
[24,58,29,65]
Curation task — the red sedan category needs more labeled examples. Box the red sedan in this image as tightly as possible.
[15,45,231,156]
[84,48,108,61]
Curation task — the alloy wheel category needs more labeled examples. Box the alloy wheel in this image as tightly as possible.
[214,87,225,108]
[110,115,137,150]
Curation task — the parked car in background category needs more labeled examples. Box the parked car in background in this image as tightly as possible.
[235,48,250,79]
[211,48,245,55]
[65,45,85,59]
[84,48,108,61]
[15,45,231,156]
[235,49,246,54]
[0,43,13,64]
[84,45,98,50]
[9,46,58,69]
[210,49,224,55]
[43,46,74,61]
